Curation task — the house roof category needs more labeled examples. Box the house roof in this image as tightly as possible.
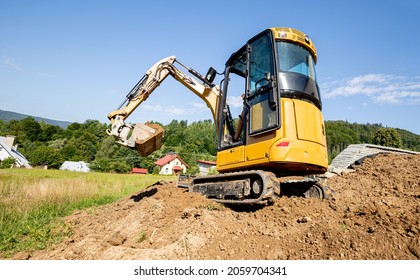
[173,166,183,171]
[59,161,90,172]
[154,154,190,168]
[0,136,31,168]
[131,168,147,174]
[197,159,216,166]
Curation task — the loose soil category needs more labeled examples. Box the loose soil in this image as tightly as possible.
[18,153,420,260]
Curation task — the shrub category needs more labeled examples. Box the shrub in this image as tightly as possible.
[372,128,402,148]
[0,157,16,169]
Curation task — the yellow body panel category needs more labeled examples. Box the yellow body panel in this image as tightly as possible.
[217,146,244,166]
[217,98,328,174]
[293,100,326,145]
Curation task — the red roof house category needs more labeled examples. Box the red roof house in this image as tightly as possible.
[197,160,217,175]
[154,154,189,175]
[131,168,148,174]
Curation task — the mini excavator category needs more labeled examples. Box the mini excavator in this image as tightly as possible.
[107,27,329,204]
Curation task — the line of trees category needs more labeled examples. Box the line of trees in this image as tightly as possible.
[0,117,418,172]
[0,118,217,173]
[325,120,419,161]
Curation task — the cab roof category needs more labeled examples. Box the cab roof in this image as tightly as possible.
[226,27,318,69]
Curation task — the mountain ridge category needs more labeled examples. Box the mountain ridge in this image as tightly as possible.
[0,109,72,128]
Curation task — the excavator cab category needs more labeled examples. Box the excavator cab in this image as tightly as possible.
[216,27,327,176]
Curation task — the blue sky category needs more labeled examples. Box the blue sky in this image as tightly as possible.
[1,0,419,134]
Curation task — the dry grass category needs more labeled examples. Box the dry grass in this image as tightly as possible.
[0,169,172,210]
[2,177,95,211]
[0,168,174,258]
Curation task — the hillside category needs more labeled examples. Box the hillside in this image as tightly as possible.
[0,109,71,128]
[325,120,420,160]
[23,153,420,260]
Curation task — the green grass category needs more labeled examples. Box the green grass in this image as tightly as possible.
[137,230,147,243]
[0,168,174,258]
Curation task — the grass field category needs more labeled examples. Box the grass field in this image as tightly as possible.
[0,168,174,258]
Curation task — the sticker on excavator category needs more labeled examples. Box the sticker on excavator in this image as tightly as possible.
[132,123,163,157]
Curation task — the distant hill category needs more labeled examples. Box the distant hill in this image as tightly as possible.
[325,120,420,161]
[0,109,72,128]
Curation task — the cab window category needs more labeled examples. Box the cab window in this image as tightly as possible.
[248,32,278,135]
[277,41,317,81]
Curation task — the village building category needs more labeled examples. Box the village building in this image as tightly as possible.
[59,161,90,172]
[154,154,189,175]
[0,135,31,168]
[197,159,217,175]
[130,167,148,175]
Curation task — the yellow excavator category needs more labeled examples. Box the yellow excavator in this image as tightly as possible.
[107,27,329,204]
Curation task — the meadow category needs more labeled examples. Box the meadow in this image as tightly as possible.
[0,168,173,258]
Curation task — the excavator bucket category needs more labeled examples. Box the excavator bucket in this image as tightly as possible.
[131,123,164,157]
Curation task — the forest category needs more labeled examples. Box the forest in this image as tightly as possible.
[0,117,419,173]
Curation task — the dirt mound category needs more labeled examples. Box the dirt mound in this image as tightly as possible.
[23,153,420,260]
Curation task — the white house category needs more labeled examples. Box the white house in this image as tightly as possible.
[59,161,90,172]
[197,160,217,175]
[0,136,31,168]
[154,154,189,175]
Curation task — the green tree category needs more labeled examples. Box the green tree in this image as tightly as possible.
[0,157,16,169]
[185,120,216,155]
[20,117,42,142]
[0,120,5,135]
[81,120,107,139]
[28,146,64,169]
[89,158,110,172]
[108,161,131,173]
[60,143,79,161]
[94,136,119,158]
[40,123,63,141]
[372,128,402,148]
[164,120,188,147]
[5,120,22,142]
[61,132,97,162]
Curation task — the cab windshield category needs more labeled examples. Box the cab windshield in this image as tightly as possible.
[276,41,317,82]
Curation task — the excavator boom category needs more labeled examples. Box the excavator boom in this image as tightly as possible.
[107,56,221,156]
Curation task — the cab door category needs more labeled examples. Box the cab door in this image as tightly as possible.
[247,30,279,137]
[217,30,280,170]
[244,31,280,162]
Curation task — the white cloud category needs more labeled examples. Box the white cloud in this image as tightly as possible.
[142,104,162,112]
[228,95,244,108]
[2,56,23,71]
[142,103,204,117]
[193,102,207,110]
[37,71,52,77]
[321,74,420,104]
[165,107,186,115]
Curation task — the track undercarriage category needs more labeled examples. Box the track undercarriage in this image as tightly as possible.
[178,170,332,205]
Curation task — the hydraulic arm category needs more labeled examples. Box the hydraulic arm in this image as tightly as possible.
[107,56,221,154]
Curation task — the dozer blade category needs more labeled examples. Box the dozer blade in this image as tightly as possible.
[132,123,164,157]
[177,174,196,188]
